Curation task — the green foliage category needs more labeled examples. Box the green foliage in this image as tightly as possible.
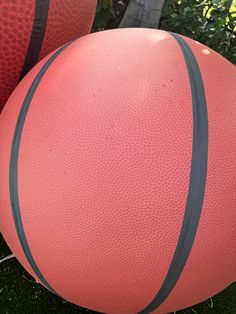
[160,0,236,63]
[93,0,235,63]
[92,0,128,31]
[92,0,114,30]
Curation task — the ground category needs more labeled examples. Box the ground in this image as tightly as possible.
[0,235,235,314]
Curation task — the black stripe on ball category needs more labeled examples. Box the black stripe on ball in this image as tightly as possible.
[18,0,50,81]
[139,32,208,314]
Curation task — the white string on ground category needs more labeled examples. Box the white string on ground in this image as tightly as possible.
[205,298,214,308]
[22,274,38,284]
[0,254,15,264]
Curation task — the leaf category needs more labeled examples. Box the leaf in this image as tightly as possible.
[184,6,192,13]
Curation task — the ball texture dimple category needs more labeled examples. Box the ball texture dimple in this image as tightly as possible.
[39,0,97,60]
[0,0,33,112]
[0,0,97,111]
[0,29,235,314]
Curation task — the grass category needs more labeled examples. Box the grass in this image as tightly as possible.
[0,234,235,314]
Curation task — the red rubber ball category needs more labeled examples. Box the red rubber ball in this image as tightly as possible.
[0,29,235,314]
[0,0,97,111]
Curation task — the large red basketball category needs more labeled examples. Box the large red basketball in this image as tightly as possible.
[0,29,235,313]
[0,0,97,112]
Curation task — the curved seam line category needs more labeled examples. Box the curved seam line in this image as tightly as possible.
[10,40,74,295]
[18,0,50,82]
[138,32,208,314]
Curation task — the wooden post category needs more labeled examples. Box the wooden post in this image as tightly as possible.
[119,0,166,29]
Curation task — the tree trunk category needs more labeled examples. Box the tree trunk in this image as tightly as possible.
[119,0,166,29]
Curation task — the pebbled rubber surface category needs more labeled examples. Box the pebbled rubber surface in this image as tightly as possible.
[0,0,97,112]
[0,29,235,314]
